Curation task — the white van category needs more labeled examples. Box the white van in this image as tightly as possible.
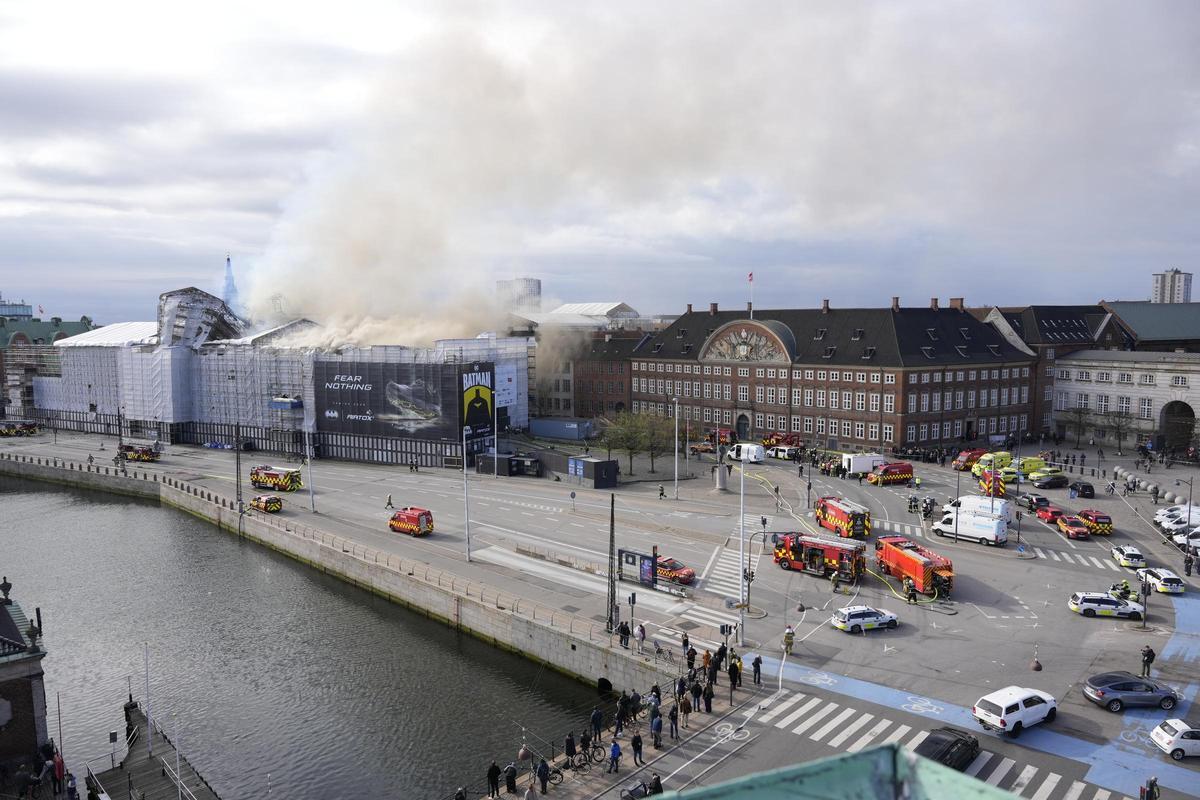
[943,495,1013,524]
[726,443,766,463]
[842,452,888,475]
[932,510,1008,546]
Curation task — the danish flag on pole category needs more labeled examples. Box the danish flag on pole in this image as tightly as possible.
[748,272,753,283]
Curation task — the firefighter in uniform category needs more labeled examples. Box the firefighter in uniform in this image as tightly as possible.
[904,576,918,605]
[908,495,919,513]
[782,625,795,655]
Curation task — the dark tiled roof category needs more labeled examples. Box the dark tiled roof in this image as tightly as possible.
[999,305,1105,345]
[639,307,1029,367]
[0,317,96,350]
[582,333,651,361]
[1103,301,1200,342]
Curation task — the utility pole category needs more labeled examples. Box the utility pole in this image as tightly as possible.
[738,461,745,646]
[606,494,616,634]
[305,429,317,513]
[673,397,679,500]
[235,421,244,537]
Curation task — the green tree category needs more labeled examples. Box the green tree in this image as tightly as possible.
[641,412,676,474]
[604,411,644,475]
[1103,409,1134,455]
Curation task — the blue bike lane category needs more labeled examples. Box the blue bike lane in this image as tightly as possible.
[754,592,1200,797]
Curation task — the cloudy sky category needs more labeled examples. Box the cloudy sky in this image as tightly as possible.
[2,1,1198,334]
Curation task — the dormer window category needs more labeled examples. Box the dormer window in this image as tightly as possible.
[955,345,968,357]
[925,328,939,341]
[861,347,876,360]
[987,344,1001,357]
[682,344,693,353]
[921,346,936,359]
[959,327,971,341]
[822,346,836,359]
[851,328,864,341]
[814,328,827,341]
[652,343,663,353]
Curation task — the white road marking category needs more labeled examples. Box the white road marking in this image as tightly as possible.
[775,697,821,729]
[963,751,992,777]
[1029,773,1062,800]
[881,724,911,745]
[758,692,806,724]
[846,718,892,752]
[984,757,1015,786]
[1060,780,1087,800]
[1091,791,1111,800]
[789,701,839,735]
[1009,764,1039,795]
[1104,560,1121,571]
[826,713,874,748]
[1088,556,1107,570]
[809,707,857,742]
[903,730,929,751]
[1049,550,1062,561]
[1033,547,1047,559]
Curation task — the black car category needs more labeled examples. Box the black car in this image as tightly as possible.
[1069,481,1095,498]
[913,726,980,771]
[1017,492,1050,511]
[1033,474,1070,489]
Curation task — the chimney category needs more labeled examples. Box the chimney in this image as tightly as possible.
[821,299,830,313]
[686,303,693,314]
[709,302,718,316]
[747,301,753,313]
[891,296,900,312]
[930,297,939,310]
[949,297,964,311]
[604,333,612,343]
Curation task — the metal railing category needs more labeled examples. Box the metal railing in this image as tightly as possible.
[159,757,200,800]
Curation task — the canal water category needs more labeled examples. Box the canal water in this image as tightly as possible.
[1,476,597,799]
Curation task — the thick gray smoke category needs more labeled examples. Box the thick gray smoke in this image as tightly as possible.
[244,3,1200,341]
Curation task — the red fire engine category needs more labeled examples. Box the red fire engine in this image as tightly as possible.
[388,507,434,536]
[250,465,304,492]
[866,462,914,486]
[952,449,987,471]
[773,533,866,580]
[815,497,872,538]
[979,469,1006,498]
[874,536,954,597]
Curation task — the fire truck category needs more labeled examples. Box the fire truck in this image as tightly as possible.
[119,440,161,462]
[773,533,867,581]
[250,465,304,492]
[0,419,38,436]
[708,428,734,446]
[952,449,987,471]
[388,507,434,536]
[874,536,953,597]
[815,496,872,538]
[866,462,914,486]
[978,469,1006,498]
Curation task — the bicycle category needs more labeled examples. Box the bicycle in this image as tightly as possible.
[653,642,674,664]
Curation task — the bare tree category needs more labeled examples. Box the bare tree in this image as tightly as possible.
[1063,406,1090,448]
[605,411,644,475]
[641,412,675,474]
[1103,409,1134,455]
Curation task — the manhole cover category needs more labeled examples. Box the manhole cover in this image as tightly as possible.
[562,605,581,614]
[676,620,700,631]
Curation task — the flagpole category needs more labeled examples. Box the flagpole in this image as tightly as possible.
[749,273,754,319]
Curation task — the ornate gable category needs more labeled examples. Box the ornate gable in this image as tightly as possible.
[700,322,791,364]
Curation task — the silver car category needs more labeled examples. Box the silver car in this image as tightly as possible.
[1082,671,1180,713]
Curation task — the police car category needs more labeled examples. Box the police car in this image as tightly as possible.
[1136,567,1186,594]
[1111,545,1147,569]
[830,605,898,633]
[1068,591,1145,620]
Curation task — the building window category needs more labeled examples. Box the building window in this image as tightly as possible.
[918,424,928,441]
[767,368,776,379]
[842,391,852,409]
[1139,374,1155,385]
[884,373,896,384]
[1045,348,1056,360]
[1172,375,1188,387]
[1117,372,1132,384]
[933,372,941,383]
[842,420,852,437]
[755,386,765,403]
[738,385,750,402]
[930,393,940,412]
[830,391,840,410]
[703,407,712,422]
[967,390,976,409]
[804,369,814,379]
[817,370,827,381]
[907,392,918,412]
[869,393,880,412]
[1075,370,1090,381]
[792,388,801,406]
[766,414,776,429]
[991,370,999,380]
[1021,367,1029,378]
[1097,395,1110,413]
[1096,371,1110,382]
[766,386,776,404]
[1000,388,1009,406]
[906,424,917,442]
[703,383,712,399]
[816,418,825,435]
[1139,398,1153,419]
[856,372,867,383]
[804,389,814,407]
[941,421,951,439]
[1076,393,1089,409]
[968,370,977,381]
[870,373,881,384]
[1020,386,1029,403]
[854,422,865,439]
[990,388,998,406]
[883,424,895,442]
[954,390,963,409]
[756,368,765,378]
[868,423,879,440]
[816,389,826,408]
[1019,414,1027,430]
[792,371,802,380]
[883,394,895,413]
[953,420,963,437]
[804,417,814,433]
[738,367,750,377]
[988,417,998,434]
[921,373,930,383]
[791,415,802,433]
[754,412,764,429]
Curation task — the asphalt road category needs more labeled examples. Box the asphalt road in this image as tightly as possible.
[5,431,1198,799]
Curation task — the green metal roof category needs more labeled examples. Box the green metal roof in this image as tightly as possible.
[0,316,96,349]
[662,743,1012,799]
[1103,301,1200,342]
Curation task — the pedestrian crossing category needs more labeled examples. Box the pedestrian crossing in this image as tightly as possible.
[733,512,772,534]
[871,519,926,537]
[1029,547,1123,572]
[702,546,761,599]
[755,690,1134,800]
[650,601,742,657]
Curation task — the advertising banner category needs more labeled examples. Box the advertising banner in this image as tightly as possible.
[460,362,494,443]
[495,362,518,409]
[314,360,459,438]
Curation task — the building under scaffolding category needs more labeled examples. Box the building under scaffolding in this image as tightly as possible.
[11,287,530,466]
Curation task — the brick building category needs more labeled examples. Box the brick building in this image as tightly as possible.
[630,298,1035,450]
[0,579,49,773]
[572,330,650,418]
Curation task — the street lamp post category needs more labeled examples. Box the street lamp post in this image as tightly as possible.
[1177,477,1194,533]
[737,460,745,646]
[953,468,961,543]
[463,425,473,562]
[672,398,679,500]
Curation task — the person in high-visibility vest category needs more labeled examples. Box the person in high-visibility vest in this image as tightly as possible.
[783,625,795,655]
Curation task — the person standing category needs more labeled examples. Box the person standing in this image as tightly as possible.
[607,740,622,773]
[715,643,727,671]
[52,750,65,796]
[536,758,550,794]
[524,783,538,800]
[618,621,631,649]
[504,762,519,794]
[1144,776,1161,800]
[690,679,702,710]
[702,649,711,674]
[668,703,679,740]
[680,633,690,654]
[728,659,740,692]
[1185,551,1194,577]
[564,732,576,763]
[635,623,646,654]
[487,761,502,797]
[385,493,394,509]
[631,730,645,765]
[752,654,763,685]
[686,646,697,673]
[1141,645,1156,677]
[651,712,664,748]
[680,695,692,728]
[702,681,715,713]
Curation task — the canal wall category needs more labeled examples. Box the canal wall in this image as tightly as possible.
[0,453,674,694]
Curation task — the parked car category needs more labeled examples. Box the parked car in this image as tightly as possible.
[1111,545,1147,569]
[1017,493,1050,511]
[1083,671,1180,713]
[1151,719,1200,761]
[1155,504,1200,522]
[972,686,1056,737]
[1136,567,1186,594]
[1057,516,1090,540]
[1028,467,1064,481]
[1172,529,1200,550]
[1068,591,1144,620]
[1069,481,1095,498]
[912,727,980,771]
[1036,505,1064,523]
[766,445,799,460]
[830,605,898,633]
[1033,474,1070,489]
[1160,515,1199,533]
[689,442,715,455]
